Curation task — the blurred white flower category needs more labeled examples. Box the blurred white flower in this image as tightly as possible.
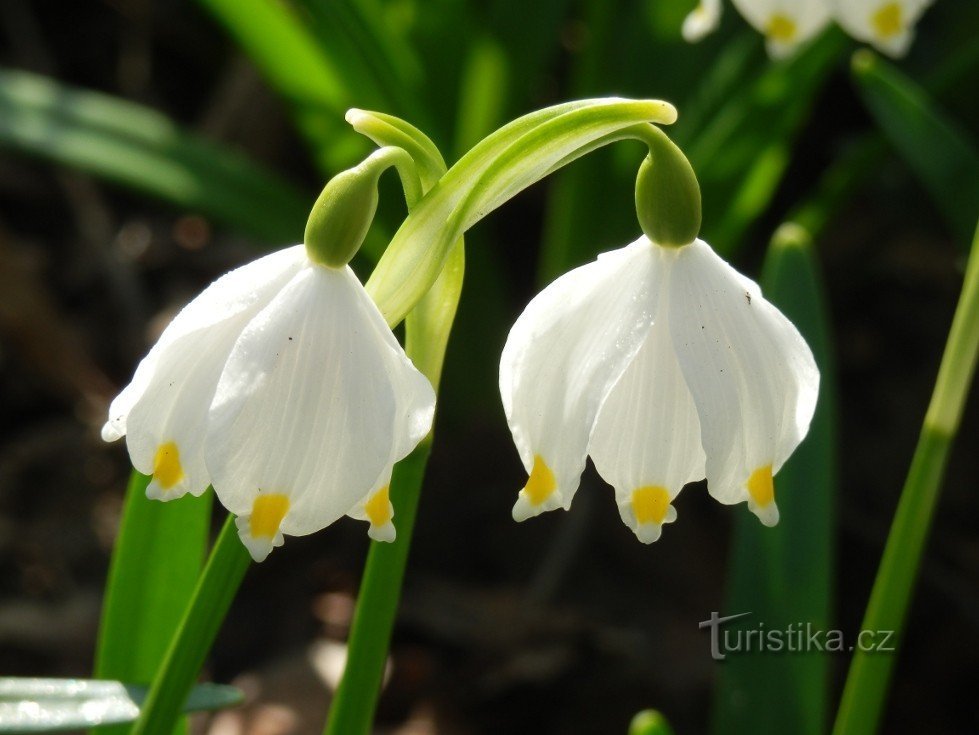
[730,0,832,58]
[103,247,434,561]
[830,0,933,57]
[499,237,818,542]
[683,0,723,42]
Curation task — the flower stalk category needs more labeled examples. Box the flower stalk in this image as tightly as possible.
[833,221,979,735]
[323,109,457,735]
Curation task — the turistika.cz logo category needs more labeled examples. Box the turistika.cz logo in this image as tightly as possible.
[698,612,896,661]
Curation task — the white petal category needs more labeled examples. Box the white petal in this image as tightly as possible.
[730,0,831,58]
[589,284,706,543]
[682,0,722,42]
[106,247,307,500]
[499,238,664,520]
[668,240,819,524]
[205,263,434,552]
[830,0,931,57]
[102,245,306,442]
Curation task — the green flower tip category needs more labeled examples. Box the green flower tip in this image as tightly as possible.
[635,128,701,248]
[305,146,417,268]
[851,48,877,77]
[628,709,675,735]
[304,168,380,269]
[771,221,813,252]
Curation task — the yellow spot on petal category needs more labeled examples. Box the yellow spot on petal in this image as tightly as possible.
[766,13,797,42]
[364,486,392,527]
[524,455,556,506]
[631,486,672,525]
[250,494,290,539]
[871,2,903,39]
[153,442,185,490]
[747,465,775,507]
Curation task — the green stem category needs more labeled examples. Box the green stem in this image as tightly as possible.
[129,515,251,735]
[833,222,979,735]
[323,443,432,735]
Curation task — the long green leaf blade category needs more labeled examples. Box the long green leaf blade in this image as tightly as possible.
[0,69,307,244]
[852,50,979,244]
[0,678,241,733]
[711,224,837,735]
[93,473,212,735]
[196,0,385,170]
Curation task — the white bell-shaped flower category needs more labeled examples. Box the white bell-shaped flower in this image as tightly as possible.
[103,248,435,561]
[730,0,831,58]
[500,236,818,542]
[830,0,933,57]
[682,0,723,42]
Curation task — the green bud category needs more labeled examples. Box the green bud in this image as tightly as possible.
[628,710,675,735]
[635,126,701,248]
[305,146,420,268]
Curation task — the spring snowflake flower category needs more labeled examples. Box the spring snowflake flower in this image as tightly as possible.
[830,0,933,57]
[102,246,435,561]
[730,0,831,58]
[500,236,818,543]
[683,0,723,42]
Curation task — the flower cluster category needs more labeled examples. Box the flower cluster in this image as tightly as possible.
[103,247,435,561]
[102,103,818,561]
[500,236,818,542]
[683,0,935,58]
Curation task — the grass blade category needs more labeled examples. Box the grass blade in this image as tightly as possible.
[93,473,212,735]
[0,678,241,733]
[833,222,979,735]
[0,69,307,244]
[127,515,252,735]
[711,224,837,735]
[692,32,845,253]
[851,50,979,245]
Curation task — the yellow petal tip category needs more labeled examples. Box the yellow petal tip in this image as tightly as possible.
[871,2,903,39]
[152,441,185,491]
[250,493,290,539]
[524,455,557,506]
[766,13,797,43]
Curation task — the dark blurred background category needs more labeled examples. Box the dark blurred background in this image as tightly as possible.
[1,1,977,733]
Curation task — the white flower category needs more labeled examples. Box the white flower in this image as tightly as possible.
[499,237,818,543]
[103,247,435,561]
[683,0,723,42]
[730,0,831,58]
[830,0,933,57]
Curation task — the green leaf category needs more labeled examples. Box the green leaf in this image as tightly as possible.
[851,50,979,245]
[0,69,307,244]
[711,225,837,735]
[692,31,846,253]
[93,473,212,735]
[128,515,252,735]
[194,0,352,169]
[0,678,242,733]
[299,0,426,126]
[833,222,979,735]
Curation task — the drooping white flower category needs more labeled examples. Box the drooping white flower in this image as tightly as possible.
[830,0,933,57]
[499,236,818,542]
[683,0,723,42]
[103,248,435,561]
[730,0,832,58]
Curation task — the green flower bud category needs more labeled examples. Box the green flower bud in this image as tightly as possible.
[635,126,701,248]
[305,146,420,268]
